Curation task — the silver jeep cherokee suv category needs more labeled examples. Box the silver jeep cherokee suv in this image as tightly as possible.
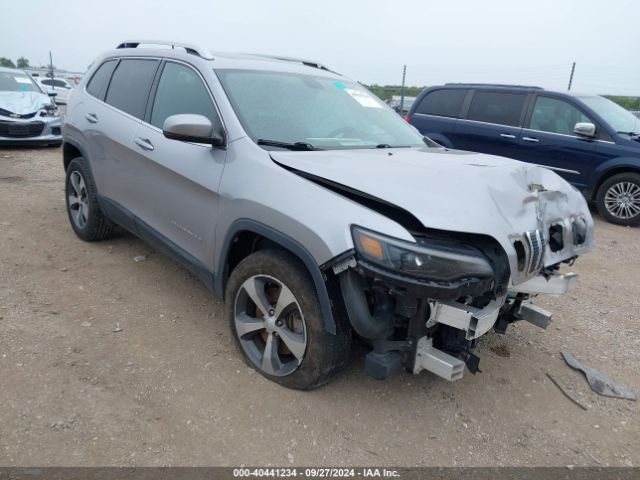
[63,40,594,389]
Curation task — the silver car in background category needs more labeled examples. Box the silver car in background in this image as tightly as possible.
[62,40,594,390]
[0,67,62,147]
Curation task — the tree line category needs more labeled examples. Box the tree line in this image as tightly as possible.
[0,56,30,69]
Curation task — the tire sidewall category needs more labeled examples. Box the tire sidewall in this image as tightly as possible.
[596,173,640,226]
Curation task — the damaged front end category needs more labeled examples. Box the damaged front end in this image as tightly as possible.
[329,225,577,382]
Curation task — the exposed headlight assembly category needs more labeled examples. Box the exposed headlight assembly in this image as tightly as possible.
[352,226,494,282]
[40,104,58,117]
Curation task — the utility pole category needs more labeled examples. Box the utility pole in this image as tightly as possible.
[399,65,407,115]
[567,62,576,91]
[49,51,56,92]
[49,52,54,77]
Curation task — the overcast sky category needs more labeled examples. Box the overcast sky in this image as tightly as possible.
[4,0,639,95]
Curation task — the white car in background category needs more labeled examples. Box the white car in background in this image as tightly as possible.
[0,67,62,146]
[34,77,73,104]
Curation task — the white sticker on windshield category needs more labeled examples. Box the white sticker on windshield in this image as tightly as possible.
[344,88,383,108]
[14,77,32,84]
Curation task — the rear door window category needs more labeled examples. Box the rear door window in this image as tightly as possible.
[150,62,219,129]
[104,59,159,119]
[466,91,527,127]
[529,96,592,136]
[86,60,117,100]
[415,89,467,118]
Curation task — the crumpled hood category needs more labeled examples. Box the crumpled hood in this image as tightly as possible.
[271,146,594,284]
[0,91,52,115]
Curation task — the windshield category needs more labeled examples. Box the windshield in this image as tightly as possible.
[578,95,639,135]
[215,69,425,150]
[0,72,41,93]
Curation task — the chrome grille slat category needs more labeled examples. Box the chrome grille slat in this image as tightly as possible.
[525,229,546,275]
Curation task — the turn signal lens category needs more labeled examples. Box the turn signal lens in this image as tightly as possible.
[358,233,384,259]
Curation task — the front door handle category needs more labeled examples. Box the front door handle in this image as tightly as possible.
[135,138,154,151]
[500,133,516,139]
[522,137,540,143]
[85,113,98,124]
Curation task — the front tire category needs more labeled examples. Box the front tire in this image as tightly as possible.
[65,157,115,241]
[596,172,640,226]
[226,249,351,390]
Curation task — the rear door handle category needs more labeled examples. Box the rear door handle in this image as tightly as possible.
[522,137,540,143]
[85,113,98,124]
[500,133,516,139]
[135,137,154,151]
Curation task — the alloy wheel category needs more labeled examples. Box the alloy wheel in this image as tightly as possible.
[233,274,307,376]
[604,181,640,220]
[68,170,90,229]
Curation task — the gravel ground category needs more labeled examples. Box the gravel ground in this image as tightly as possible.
[0,145,639,467]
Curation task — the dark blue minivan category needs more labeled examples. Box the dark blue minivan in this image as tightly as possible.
[407,84,640,226]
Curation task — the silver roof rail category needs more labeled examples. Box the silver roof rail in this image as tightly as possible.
[251,54,338,74]
[116,40,214,60]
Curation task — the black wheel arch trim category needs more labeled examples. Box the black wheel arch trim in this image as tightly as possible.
[590,161,640,201]
[62,136,90,170]
[215,218,339,335]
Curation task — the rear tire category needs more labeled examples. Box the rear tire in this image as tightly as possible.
[596,172,640,226]
[65,157,115,241]
[226,249,351,390]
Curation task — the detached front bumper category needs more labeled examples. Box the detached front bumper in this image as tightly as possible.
[0,116,62,145]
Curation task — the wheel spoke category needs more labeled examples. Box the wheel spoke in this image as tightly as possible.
[235,313,265,337]
[275,325,306,361]
[81,202,89,220]
[243,277,272,315]
[261,332,282,375]
[68,194,80,208]
[272,283,296,320]
[70,172,82,196]
[77,208,85,227]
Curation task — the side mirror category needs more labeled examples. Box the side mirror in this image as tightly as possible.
[163,114,225,146]
[47,92,57,98]
[574,122,596,137]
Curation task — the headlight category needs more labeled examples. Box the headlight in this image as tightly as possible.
[40,105,58,117]
[352,226,494,282]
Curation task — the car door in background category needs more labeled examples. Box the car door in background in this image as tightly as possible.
[451,90,528,159]
[517,95,599,190]
[407,88,468,147]
[131,61,226,271]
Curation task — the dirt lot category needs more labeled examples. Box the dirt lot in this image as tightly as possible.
[0,145,639,467]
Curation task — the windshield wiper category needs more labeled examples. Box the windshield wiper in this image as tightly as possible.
[375,143,413,149]
[257,139,321,151]
[617,131,640,137]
